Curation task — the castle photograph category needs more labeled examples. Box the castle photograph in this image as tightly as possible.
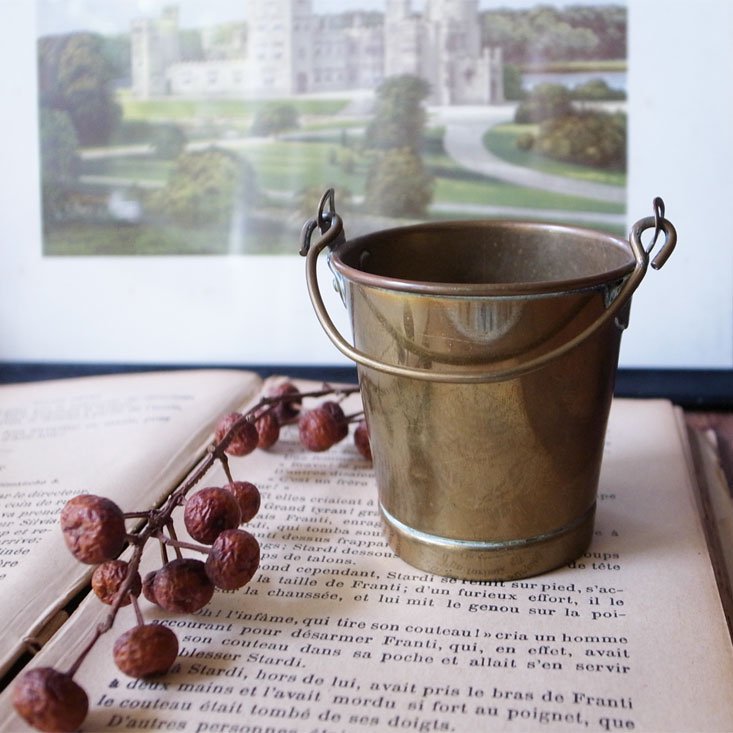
[36,0,627,256]
[132,2,504,105]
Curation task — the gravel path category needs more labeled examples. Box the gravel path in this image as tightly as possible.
[434,105,626,205]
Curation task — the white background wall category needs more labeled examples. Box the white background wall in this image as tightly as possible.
[0,1,730,368]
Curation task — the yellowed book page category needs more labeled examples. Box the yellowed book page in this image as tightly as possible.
[682,417,733,631]
[699,428,733,591]
[1,394,732,732]
[0,369,261,677]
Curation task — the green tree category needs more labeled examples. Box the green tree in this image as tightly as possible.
[534,111,626,170]
[150,124,187,160]
[481,5,625,64]
[364,148,433,219]
[571,78,625,101]
[39,107,80,223]
[503,63,526,101]
[100,33,131,82]
[38,35,68,107]
[528,8,598,61]
[151,149,259,228]
[364,75,431,153]
[250,103,299,136]
[38,32,121,146]
[514,83,573,123]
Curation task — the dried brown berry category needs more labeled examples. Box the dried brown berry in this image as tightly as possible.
[92,560,142,606]
[13,667,88,733]
[113,624,179,678]
[298,407,342,451]
[354,420,372,462]
[226,481,261,523]
[269,382,302,424]
[215,413,259,457]
[255,411,280,449]
[321,400,349,442]
[206,529,260,590]
[142,570,158,605]
[184,487,241,545]
[152,558,215,613]
[60,494,126,564]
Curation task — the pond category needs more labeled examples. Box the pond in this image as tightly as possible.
[522,70,626,93]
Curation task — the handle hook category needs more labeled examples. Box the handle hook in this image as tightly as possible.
[299,188,341,256]
[630,196,677,272]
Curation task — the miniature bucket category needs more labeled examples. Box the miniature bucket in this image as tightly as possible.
[300,191,676,581]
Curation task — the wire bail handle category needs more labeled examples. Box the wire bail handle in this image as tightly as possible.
[299,188,344,257]
[645,196,675,270]
[300,193,677,383]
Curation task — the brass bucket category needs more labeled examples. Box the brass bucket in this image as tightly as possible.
[300,191,677,581]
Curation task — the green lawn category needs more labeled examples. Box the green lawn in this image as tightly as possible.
[81,157,172,183]
[432,174,624,215]
[242,140,367,195]
[43,214,297,256]
[118,95,349,121]
[521,59,627,73]
[423,128,624,214]
[242,132,625,215]
[56,112,629,255]
[92,113,625,212]
[44,221,216,255]
[483,124,627,188]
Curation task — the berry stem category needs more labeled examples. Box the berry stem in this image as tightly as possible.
[58,383,360,693]
[67,547,144,677]
[131,595,144,627]
[219,453,235,485]
[159,535,210,556]
[166,522,184,560]
[258,385,359,410]
[159,537,169,565]
[210,385,359,456]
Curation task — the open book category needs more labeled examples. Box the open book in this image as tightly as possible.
[0,369,732,732]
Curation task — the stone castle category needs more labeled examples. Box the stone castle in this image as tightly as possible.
[131,1,504,105]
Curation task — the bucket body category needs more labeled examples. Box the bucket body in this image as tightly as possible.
[302,204,676,581]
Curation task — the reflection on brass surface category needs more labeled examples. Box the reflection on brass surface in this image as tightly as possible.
[302,197,677,580]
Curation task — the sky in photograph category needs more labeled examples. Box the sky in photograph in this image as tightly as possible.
[38,0,620,36]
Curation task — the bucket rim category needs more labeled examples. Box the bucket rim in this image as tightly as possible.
[329,219,635,297]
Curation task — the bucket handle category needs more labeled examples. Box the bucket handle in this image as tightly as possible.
[301,192,677,384]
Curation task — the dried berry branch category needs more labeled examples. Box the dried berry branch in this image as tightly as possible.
[12,381,370,733]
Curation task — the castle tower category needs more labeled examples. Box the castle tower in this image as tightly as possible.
[131,6,180,99]
[246,0,313,96]
[384,0,421,78]
[426,0,478,23]
[386,0,412,19]
[422,0,502,105]
[425,0,482,57]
